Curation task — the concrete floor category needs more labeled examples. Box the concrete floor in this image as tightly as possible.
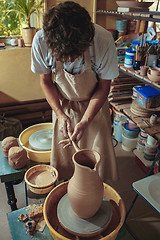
[0,141,160,240]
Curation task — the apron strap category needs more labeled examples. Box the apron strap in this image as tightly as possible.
[84,48,92,70]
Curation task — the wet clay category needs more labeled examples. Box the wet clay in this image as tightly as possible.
[8,146,28,169]
[29,171,56,186]
[1,136,19,157]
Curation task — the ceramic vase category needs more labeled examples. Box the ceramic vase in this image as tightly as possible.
[23,28,36,47]
[67,149,104,219]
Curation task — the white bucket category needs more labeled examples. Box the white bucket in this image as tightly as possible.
[122,133,137,150]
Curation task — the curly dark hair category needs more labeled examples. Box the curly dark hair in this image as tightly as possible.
[43,1,95,62]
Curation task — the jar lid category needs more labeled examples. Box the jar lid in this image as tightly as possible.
[126,48,135,53]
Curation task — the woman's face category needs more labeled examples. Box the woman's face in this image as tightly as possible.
[67,54,82,63]
[68,56,77,62]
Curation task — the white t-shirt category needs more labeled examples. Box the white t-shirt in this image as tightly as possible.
[31,23,119,80]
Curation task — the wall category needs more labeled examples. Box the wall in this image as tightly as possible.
[0,47,44,104]
[45,0,97,22]
[97,0,117,29]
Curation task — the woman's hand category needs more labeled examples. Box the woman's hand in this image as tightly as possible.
[58,113,72,139]
[70,119,88,143]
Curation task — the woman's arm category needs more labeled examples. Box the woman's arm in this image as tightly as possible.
[71,79,111,142]
[40,73,62,116]
[40,73,72,138]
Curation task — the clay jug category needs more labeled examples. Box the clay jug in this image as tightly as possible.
[67,144,104,219]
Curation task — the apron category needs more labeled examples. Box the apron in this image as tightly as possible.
[50,49,118,182]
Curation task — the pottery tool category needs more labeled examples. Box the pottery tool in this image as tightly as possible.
[144,45,152,58]
[144,53,148,66]
[59,136,80,152]
[136,45,139,61]
[140,33,144,48]
[142,119,151,128]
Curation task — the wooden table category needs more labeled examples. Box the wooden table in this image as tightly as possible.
[0,141,35,211]
[7,204,53,240]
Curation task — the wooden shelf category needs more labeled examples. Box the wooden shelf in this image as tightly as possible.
[110,101,160,141]
[96,10,160,23]
[119,64,160,91]
[133,149,153,168]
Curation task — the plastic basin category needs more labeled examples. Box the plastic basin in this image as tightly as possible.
[43,182,126,240]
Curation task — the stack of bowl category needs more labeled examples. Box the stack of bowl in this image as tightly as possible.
[147,67,160,84]
[136,129,148,152]
[116,19,127,37]
[122,121,139,151]
[144,135,159,161]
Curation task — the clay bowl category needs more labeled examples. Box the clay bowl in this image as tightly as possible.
[147,70,160,83]
[150,67,160,76]
[19,123,53,163]
[25,164,58,194]
[116,1,153,8]
[43,181,126,240]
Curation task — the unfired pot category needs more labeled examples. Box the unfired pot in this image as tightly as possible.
[67,145,104,219]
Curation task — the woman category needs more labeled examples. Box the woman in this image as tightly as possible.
[31,1,119,182]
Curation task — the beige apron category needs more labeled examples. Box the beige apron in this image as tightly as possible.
[50,49,118,182]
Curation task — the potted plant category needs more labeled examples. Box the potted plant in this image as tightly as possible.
[7,0,43,46]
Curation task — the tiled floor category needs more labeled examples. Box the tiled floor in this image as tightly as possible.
[0,141,160,240]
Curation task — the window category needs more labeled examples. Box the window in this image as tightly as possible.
[0,0,21,36]
[0,0,44,37]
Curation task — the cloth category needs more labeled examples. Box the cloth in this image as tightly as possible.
[31,23,119,80]
[54,50,118,182]
[31,23,119,182]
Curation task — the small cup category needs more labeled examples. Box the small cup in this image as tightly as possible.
[18,38,24,47]
[150,114,158,125]
[140,66,149,76]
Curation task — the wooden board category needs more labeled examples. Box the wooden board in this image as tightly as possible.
[7,204,52,240]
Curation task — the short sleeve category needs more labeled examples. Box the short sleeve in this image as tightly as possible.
[31,30,52,74]
[94,25,119,80]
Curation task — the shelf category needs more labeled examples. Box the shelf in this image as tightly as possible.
[134,149,153,168]
[96,10,160,23]
[119,64,160,91]
[110,101,160,141]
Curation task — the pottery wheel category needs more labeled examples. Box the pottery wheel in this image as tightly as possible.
[29,129,53,151]
[57,193,112,237]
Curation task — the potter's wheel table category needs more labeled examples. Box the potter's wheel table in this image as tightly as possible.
[57,193,112,237]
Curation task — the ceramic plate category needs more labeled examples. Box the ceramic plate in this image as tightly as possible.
[57,193,112,237]
[29,129,53,151]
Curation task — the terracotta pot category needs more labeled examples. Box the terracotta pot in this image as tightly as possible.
[23,28,36,47]
[67,142,104,219]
